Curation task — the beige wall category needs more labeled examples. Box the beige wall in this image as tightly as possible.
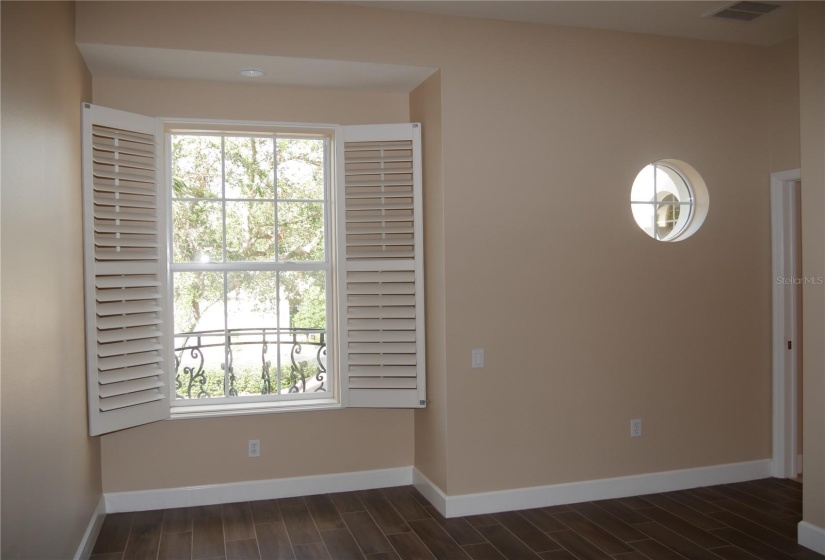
[78,2,785,497]
[410,72,448,490]
[102,410,413,492]
[92,76,411,125]
[93,76,416,492]
[440,27,773,493]
[1,2,101,558]
[768,37,802,174]
[799,2,825,530]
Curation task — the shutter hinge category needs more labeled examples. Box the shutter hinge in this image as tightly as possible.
[788,341,792,350]
[419,399,428,406]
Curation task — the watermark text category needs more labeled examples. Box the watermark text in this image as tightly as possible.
[776,276,824,285]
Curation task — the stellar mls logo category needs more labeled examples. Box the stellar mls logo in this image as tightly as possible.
[776,276,824,285]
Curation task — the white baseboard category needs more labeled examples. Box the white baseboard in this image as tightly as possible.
[75,496,106,560]
[799,521,825,554]
[414,459,772,518]
[412,468,447,514]
[105,459,773,520]
[105,466,412,513]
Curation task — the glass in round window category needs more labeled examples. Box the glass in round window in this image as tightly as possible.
[630,162,694,241]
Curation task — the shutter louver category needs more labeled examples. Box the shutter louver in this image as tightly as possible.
[82,104,169,436]
[337,124,426,408]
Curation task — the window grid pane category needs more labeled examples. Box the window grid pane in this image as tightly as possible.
[170,132,330,403]
[630,162,695,241]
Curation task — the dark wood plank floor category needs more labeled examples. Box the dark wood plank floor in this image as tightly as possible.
[91,478,824,560]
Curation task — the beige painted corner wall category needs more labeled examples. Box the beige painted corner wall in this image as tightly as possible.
[79,1,782,498]
[410,72,448,490]
[1,2,101,558]
[93,76,415,492]
[768,37,801,174]
[101,410,412,492]
[799,2,825,530]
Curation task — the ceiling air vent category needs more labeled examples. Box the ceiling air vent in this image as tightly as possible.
[708,1,781,22]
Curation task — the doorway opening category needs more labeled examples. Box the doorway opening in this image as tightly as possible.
[771,169,803,480]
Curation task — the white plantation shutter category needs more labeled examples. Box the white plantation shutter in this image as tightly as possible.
[337,124,426,408]
[82,104,169,435]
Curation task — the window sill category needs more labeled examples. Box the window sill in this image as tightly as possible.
[170,397,342,419]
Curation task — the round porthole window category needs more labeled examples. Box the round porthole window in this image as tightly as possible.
[630,159,709,241]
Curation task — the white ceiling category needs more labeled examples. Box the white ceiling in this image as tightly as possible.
[345,0,799,46]
[78,43,437,93]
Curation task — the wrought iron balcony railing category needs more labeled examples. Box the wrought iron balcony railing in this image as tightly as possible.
[174,327,327,399]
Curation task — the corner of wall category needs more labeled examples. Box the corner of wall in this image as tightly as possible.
[1,2,102,557]
[409,71,449,493]
[798,0,825,532]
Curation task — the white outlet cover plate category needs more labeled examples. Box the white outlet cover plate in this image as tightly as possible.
[472,349,484,368]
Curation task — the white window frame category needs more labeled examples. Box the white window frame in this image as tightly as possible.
[164,121,339,418]
[629,159,710,242]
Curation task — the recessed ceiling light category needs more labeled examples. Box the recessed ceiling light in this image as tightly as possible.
[240,69,265,78]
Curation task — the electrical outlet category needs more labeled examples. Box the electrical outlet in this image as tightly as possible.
[472,349,484,368]
[248,439,260,457]
[630,419,642,438]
